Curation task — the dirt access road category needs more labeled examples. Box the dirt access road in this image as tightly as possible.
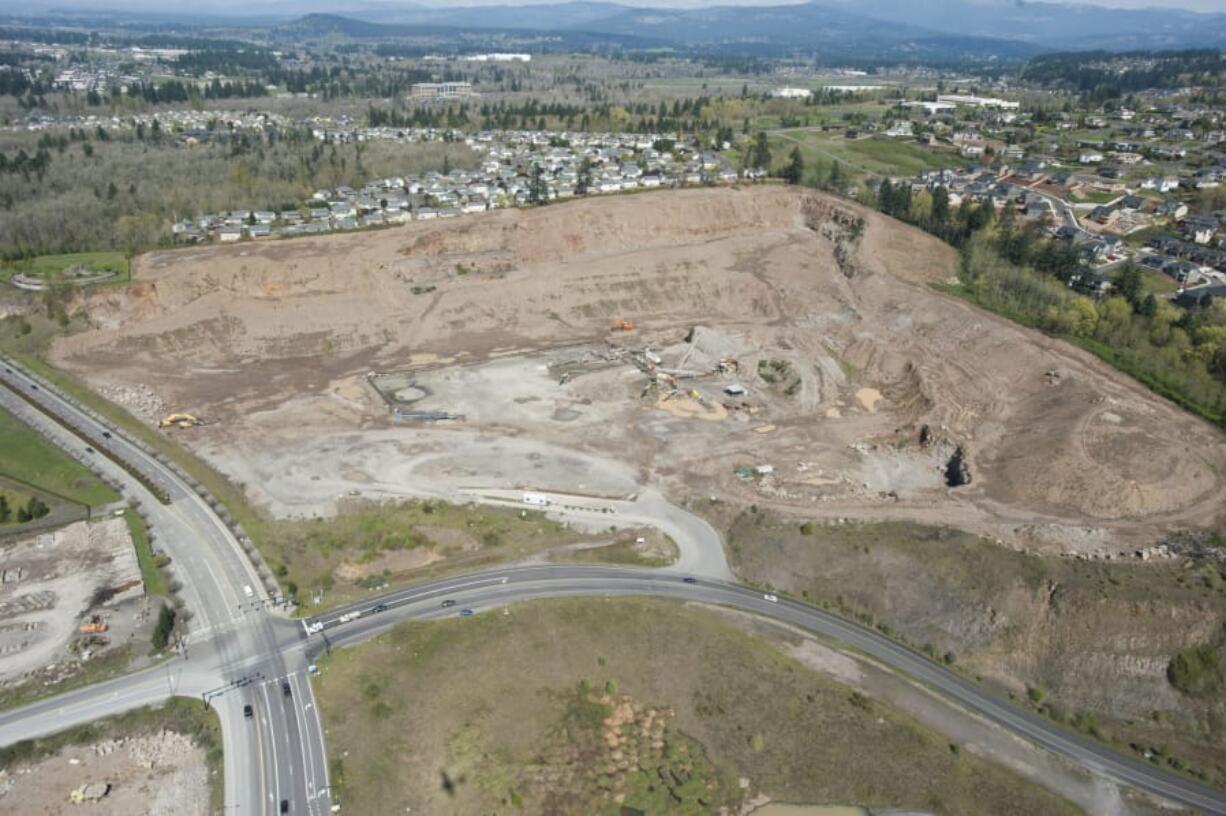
[51,186,1226,558]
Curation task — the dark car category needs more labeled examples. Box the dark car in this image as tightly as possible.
[84,446,95,454]
[102,431,112,439]
[29,384,37,390]
[441,599,456,608]
[372,603,387,613]
[682,577,697,584]
[282,681,292,698]
[243,704,253,719]
[459,608,474,617]
[280,799,289,814]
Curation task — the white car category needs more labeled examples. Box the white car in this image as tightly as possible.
[243,585,254,599]
[763,593,778,603]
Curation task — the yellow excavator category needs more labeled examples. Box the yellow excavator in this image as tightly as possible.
[159,412,202,429]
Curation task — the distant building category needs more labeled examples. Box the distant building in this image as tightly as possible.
[409,82,474,101]
[937,94,1020,111]
[770,87,811,99]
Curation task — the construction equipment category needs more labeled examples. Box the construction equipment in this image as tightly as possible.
[159,412,201,429]
[79,614,108,634]
[611,319,636,331]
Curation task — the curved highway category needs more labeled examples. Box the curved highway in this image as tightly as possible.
[3,355,1226,815]
[0,357,331,816]
[304,565,1226,816]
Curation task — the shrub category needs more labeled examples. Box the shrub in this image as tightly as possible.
[1168,646,1223,697]
[151,604,176,651]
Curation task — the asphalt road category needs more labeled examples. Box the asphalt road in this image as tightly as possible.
[0,357,331,816]
[305,565,1226,816]
[4,356,1226,815]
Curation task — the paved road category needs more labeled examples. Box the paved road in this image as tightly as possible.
[458,486,732,579]
[0,358,330,816]
[5,358,1226,814]
[305,565,1226,816]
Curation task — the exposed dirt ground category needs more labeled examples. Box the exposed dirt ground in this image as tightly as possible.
[51,186,1226,553]
[0,730,207,815]
[0,517,146,688]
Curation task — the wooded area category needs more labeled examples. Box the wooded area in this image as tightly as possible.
[0,127,477,259]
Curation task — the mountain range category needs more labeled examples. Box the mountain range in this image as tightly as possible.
[293,0,1226,54]
[13,0,1226,55]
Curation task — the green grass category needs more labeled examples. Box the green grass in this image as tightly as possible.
[0,332,271,549]
[270,498,589,613]
[0,251,130,286]
[0,477,38,528]
[125,508,168,596]
[1168,645,1223,697]
[770,130,958,180]
[1139,267,1179,295]
[0,696,223,810]
[843,137,959,175]
[314,597,1081,815]
[0,403,118,508]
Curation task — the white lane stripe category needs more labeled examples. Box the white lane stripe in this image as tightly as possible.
[261,683,282,808]
[289,673,318,816]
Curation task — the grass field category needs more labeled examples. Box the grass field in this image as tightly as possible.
[0,251,130,286]
[771,130,959,180]
[0,403,118,508]
[727,514,1226,786]
[314,597,1081,815]
[268,498,589,612]
[125,508,168,596]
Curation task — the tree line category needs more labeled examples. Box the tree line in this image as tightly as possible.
[872,182,1226,425]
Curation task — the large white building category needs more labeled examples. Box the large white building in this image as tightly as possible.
[770,87,812,99]
[409,82,475,101]
[937,94,1020,110]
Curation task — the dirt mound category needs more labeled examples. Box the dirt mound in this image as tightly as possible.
[51,186,1226,550]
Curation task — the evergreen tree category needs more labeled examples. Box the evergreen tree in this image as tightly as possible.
[751,131,771,170]
[931,185,950,225]
[783,147,804,185]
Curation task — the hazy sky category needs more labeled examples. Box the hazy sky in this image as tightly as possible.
[24,0,1226,15]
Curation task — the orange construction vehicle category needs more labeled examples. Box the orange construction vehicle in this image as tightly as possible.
[78,621,108,634]
[611,319,636,331]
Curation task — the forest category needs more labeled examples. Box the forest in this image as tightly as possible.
[1021,49,1226,99]
[0,125,477,260]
